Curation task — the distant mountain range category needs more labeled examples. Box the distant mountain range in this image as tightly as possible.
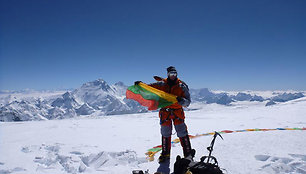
[0,79,304,122]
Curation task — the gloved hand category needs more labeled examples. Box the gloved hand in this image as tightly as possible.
[176,96,183,102]
[134,81,142,85]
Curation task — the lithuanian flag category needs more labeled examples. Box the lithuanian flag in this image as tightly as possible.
[126,82,178,110]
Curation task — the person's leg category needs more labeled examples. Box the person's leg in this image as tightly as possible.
[159,121,172,163]
[175,122,192,157]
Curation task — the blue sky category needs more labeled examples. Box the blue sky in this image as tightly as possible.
[0,0,305,91]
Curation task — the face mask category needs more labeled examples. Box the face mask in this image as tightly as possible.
[168,72,177,77]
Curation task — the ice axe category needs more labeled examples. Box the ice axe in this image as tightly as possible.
[201,131,223,164]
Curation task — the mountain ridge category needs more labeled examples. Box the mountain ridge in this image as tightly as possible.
[0,79,304,122]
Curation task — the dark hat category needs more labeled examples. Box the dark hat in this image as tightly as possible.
[167,66,177,73]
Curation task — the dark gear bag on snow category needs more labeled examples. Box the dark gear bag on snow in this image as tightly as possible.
[186,155,223,174]
[173,132,224,174]
[173,150,223,174]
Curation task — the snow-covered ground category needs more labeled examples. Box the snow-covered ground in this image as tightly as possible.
[1,97,305,174]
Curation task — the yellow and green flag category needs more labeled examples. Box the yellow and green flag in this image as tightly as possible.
[126,82,177,110]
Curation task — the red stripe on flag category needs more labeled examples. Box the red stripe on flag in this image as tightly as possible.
[126,90,159,110]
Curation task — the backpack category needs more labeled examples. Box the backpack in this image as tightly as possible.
[173,150,223,174]
[174,132,225,174]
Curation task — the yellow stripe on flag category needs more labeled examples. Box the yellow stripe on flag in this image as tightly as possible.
[139,82,178,103]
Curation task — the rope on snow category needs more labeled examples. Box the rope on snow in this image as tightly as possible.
[145,127,306,161]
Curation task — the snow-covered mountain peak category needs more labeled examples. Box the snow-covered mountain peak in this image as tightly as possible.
[114,81,126,87]
[76,103,95,115]
[73,79,115,102]
[81,79,112,92]
[112,81,128,96]
[66,79,134,115]
[51,91,79,109]
[198,88,214,96]
[62,91,73,99]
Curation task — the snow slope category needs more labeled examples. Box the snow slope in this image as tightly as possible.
[0,97,305,174]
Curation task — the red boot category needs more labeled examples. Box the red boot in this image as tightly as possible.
[158,136,171,163]
[179,135,192,157]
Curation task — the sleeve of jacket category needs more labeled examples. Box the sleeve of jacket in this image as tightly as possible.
[179,82,191,107]
[148,81,165,90]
